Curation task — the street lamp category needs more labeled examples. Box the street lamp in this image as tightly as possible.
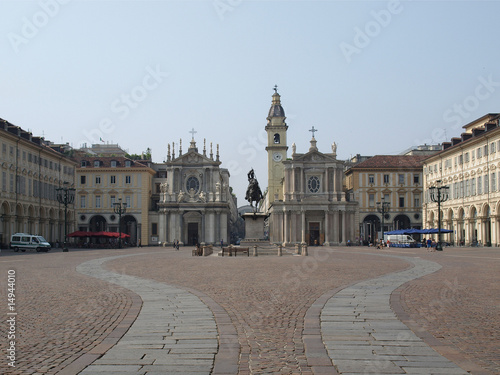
[429,180,449,251]
[113,198,127,248]
[56,182,75,252]
[376,197,390,244]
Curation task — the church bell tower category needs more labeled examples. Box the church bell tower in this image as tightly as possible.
[265,86,288,203]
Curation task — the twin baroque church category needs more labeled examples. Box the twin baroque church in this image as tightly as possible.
[264,89,358,245]
[154,138,237,246]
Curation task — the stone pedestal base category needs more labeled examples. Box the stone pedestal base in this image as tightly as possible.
[241,212,268,244]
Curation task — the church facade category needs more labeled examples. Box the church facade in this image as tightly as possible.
[152,137,237,246]
[264,90,358,245]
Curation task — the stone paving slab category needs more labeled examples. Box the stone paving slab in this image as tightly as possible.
[321,255,470,375]
[77,254,218,374]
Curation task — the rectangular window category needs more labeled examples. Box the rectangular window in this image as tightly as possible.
[472,151,475,161]
[95,195,101,208]
[369,194,375,208]
[125,175,131,184]
[125,196,131,208]
[478,177,482,195]
[460,181,464,198]
[484,145,489,156]
[484,175,489,193]
[80,195,86,208]
[472,178,476,195]
[477,148,482,158]
[413,174,419,184]
[2,172,6,192]
[458,155,463,165]
[80,175,86,184]
[464,153,469,163]
[414,194,420,207]
[398,174,405,185]
[110,195,116,207]
[152,223,158,236]
[492,173,496,192]
[94,160,100,167]
[465,179,470,197]
[10,174,14,192]
[384,193,390,202]
[111,160,117,167]
[491,143,496,154]
[383,174,390,184]
[110,175,116,184]
[95,176,101,184]
[368,175,374,184]
[399,196,405,208]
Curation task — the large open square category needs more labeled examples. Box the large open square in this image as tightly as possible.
[0,245,499,375]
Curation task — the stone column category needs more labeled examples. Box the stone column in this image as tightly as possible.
[324,210,330,245]
[179,212,184,245]
[332,210,339,245]
[206,211,215,244]
[301,210,306,244]
[492,217,498,246]
[341,210,346,245]
[201,213,206,244]
[159,210,166,245]
[220,212,228,244]
[283,210,288,245]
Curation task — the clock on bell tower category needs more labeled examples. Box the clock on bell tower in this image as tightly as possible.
[265,85,288,204]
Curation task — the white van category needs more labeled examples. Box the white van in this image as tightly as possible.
[10,233,51,252]
[384,234,416,244]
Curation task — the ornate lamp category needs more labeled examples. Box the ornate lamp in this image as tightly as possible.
[429,180,449,251]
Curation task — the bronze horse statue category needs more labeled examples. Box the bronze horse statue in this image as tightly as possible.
[245,169,263,209]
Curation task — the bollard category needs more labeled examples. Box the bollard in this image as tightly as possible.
[295,244,300,254]
[253,245,258,257]
[278,244,282,256]
[302,243,308,256]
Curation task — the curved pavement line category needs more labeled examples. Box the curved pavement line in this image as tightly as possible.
[318,254,470,375]
[75,253,239,375]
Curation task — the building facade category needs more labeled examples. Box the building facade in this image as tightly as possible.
[345,155,427,244]
[0,119,76,247]
[423,113,500,246]
[264,90,357,245]
[151,138,237,246]
[75,149,156,245]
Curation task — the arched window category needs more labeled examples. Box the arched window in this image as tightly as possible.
[274,133,280,144]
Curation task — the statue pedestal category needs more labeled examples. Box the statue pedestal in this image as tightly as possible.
[240,212,268,247]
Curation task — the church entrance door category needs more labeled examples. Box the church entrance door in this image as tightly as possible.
[309,222,320,246]
[188,223,199,245]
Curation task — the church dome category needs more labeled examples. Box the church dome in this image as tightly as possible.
[267,91,285,118]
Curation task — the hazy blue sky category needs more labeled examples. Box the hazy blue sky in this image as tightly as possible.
[2,1,500,203]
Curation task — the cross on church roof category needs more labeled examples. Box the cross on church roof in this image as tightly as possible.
[189,128,197,140]
[274,85,278,93]
[309,126,318,138]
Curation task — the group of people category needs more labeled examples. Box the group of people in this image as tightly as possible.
[423,238,437,251]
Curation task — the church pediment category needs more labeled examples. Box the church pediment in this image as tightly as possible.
[293,151,335,163]
[171,150,220,166]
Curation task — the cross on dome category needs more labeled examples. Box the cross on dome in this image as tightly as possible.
[309,126,318,138]
[189,128,197,140]
[273,85,278,93]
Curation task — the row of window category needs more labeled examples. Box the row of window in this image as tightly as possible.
[426,173,499,202]
[1,143,73,174]
[81,160,133,168]
[80,195,132,209]
[367,193,421,208]
[1,172,66,201]
[368,174,420,185]
[428,140,500,174]
[80,175,132,185]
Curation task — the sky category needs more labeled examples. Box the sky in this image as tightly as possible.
[2,0,500,204]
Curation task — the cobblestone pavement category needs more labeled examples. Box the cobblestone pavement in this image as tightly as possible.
[0,248,138,375]
[0,245,498,374]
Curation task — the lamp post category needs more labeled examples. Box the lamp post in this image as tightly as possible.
[56,182,75,252]
[376,197,390,244]
[113,198,127,248]
[429,180,449,251]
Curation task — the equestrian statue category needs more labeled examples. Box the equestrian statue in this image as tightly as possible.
[245,169,263,210]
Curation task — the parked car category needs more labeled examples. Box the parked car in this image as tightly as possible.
[10,233,51,252]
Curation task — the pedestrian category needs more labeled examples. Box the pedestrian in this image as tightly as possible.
[176,240,179,250]
[138,238,142,247]
[426,238,432,251]
[220,239,224,248]
[173,240,176,249]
